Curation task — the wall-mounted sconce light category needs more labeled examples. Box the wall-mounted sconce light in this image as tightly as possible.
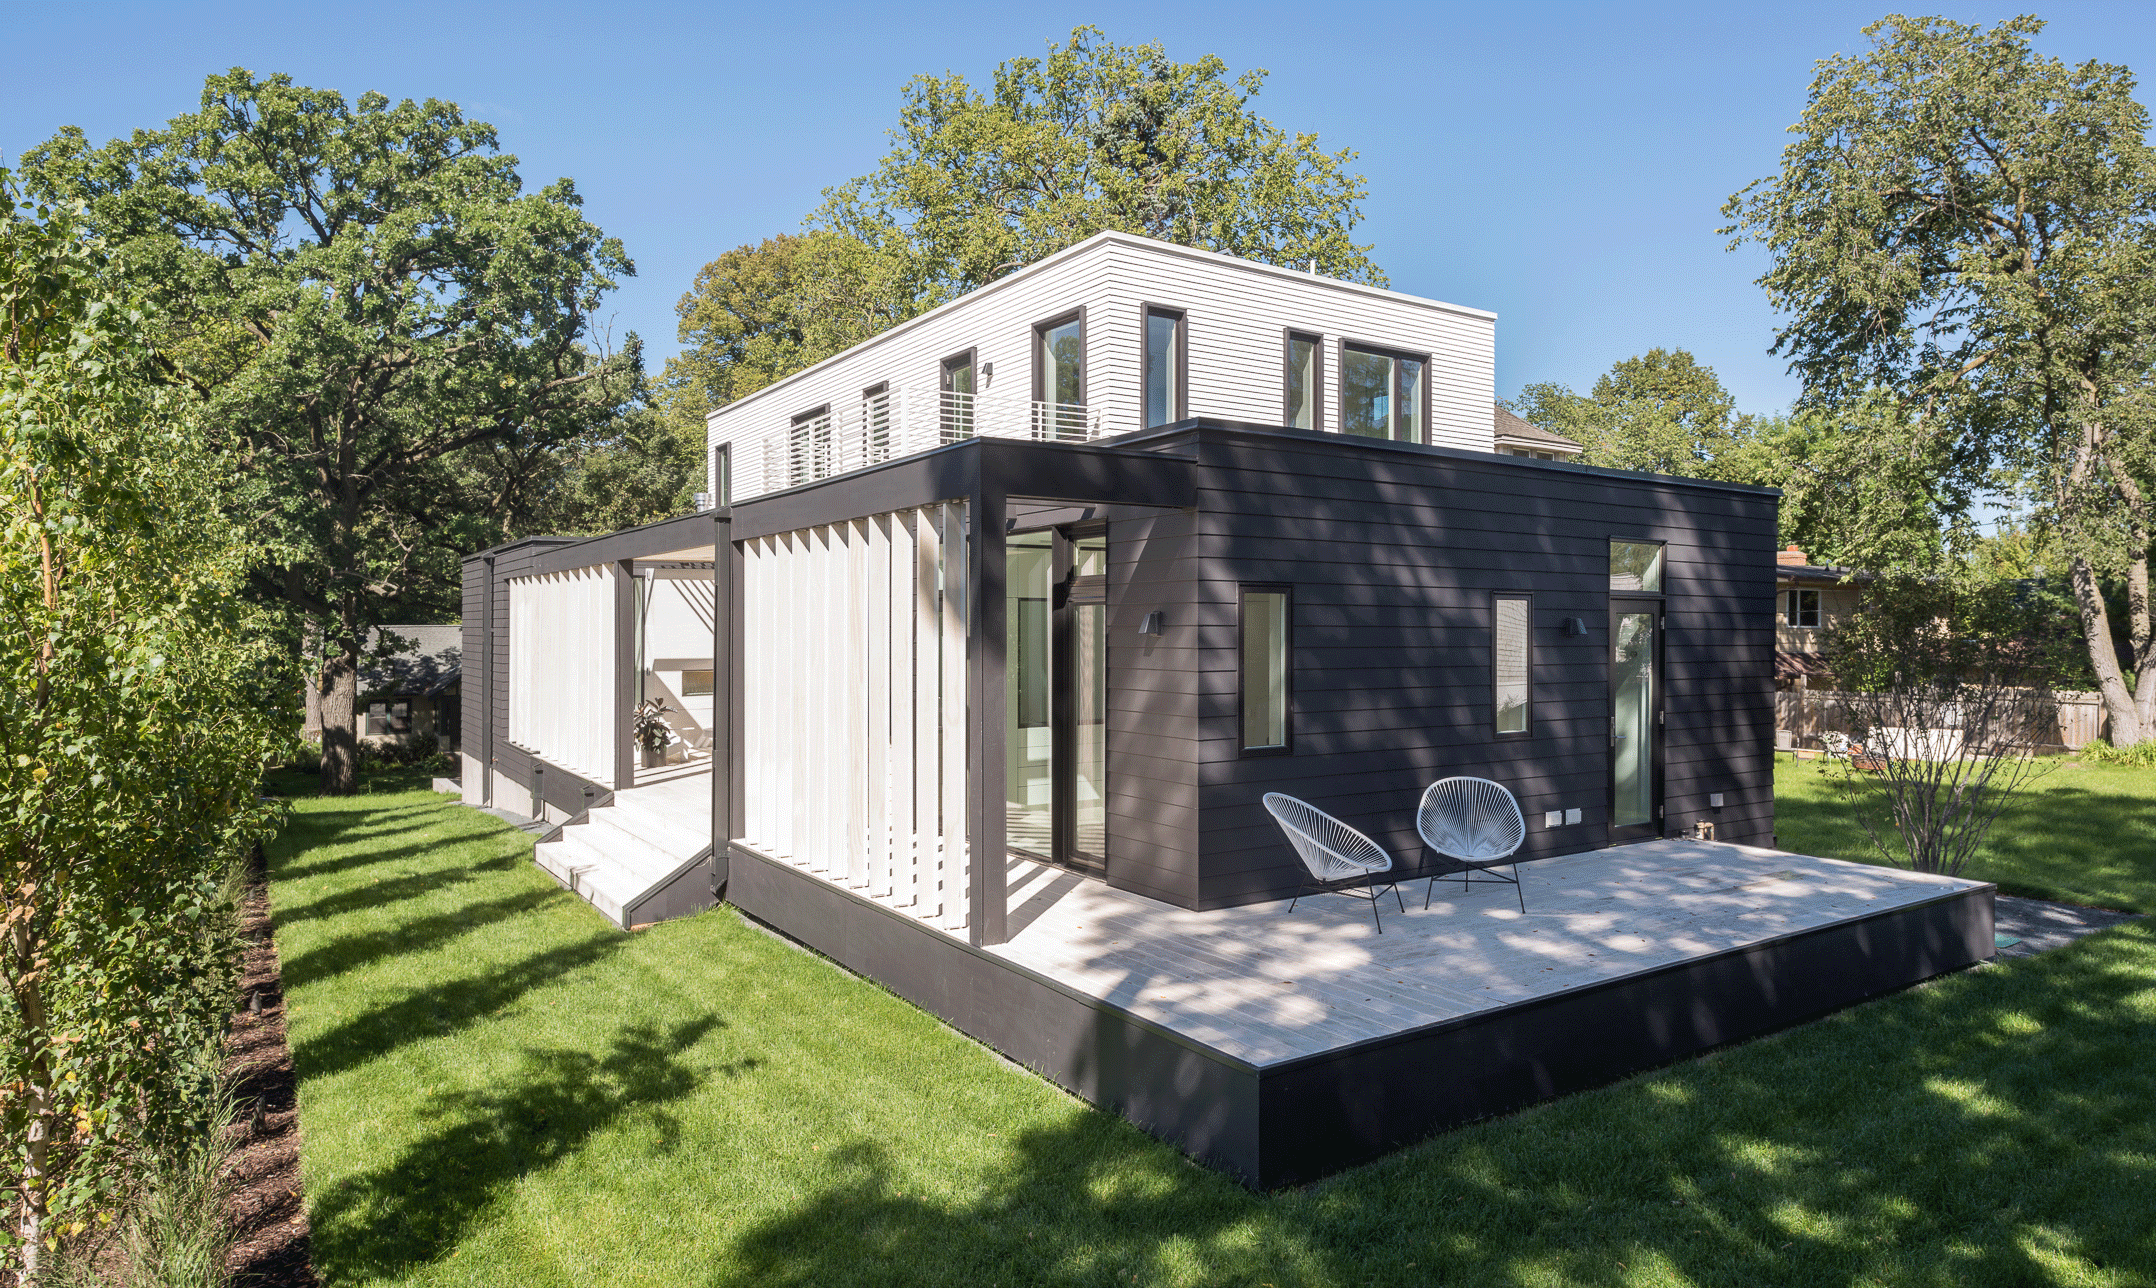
[1139,610,1165,636]
[1562,617,1588,637]
[980,361,994,386]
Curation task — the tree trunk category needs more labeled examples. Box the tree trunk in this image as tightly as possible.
[300,617,324,745]
[8,923,53,1288]
[319,646,359,795]
[2069,554,2147,746]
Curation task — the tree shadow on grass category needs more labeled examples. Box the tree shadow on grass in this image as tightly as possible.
[308,1016,746,1282]
[721,926,2156,1286]
[292,931,631,1081]
[279,887,566,990]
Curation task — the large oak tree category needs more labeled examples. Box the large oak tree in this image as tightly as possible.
[1724,15,2156,742]
[23,70,640,791]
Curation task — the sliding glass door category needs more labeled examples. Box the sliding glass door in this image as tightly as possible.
[1005,528,1108,876]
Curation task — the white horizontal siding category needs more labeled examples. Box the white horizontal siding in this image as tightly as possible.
[709,232,1499,501]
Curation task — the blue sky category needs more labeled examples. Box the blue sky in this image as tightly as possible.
[8,2,2152,414]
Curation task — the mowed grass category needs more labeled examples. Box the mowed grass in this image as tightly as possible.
[1774,755,2156,912]
[270,769,2156,1286]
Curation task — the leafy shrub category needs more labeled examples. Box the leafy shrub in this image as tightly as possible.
[2080,737,2156,767]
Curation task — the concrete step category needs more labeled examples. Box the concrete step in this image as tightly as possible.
[536,836,633,927]
[594,798,709,860]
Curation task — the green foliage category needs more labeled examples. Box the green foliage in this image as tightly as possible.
[1724,13,2156,741]
[21,69,642,790]
[2081,737,2156,768]
[525,405,707,537]
[0,175,282,1276]
[1511,348,1782,482]
[817,26,1384,308]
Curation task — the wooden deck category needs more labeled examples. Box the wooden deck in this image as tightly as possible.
[723,834,1994,1185]
[987,839,1983,1067]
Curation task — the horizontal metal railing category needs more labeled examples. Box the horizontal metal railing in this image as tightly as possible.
[730,386,1104,502]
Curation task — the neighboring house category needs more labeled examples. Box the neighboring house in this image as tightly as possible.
[359,625,461,755]
[1492,403,1584,461]
[1772,546,1868,689]
[449,231,1990,1186]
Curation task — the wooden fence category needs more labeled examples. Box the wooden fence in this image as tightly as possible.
[1775,687,2108,752]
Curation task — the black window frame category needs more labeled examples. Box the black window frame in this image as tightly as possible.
[1237,583,1295,757]
[861,381,892,461]
[939,348,977,439]
[787,403,832,484]
[711,442,731,507]
[1492,592,1534,739]
[1336,339,1432,444]
[1140,303,1189,428]
[1031,308,1087,407]
[1608,537,1667,594]
[1283,329,1323,431]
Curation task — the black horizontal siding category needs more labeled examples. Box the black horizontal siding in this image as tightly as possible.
[1181,426,1775,908]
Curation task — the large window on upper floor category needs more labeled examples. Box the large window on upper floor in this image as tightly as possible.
[1034,311,1085,438]
[1340,343,1426,443]
[1284,331,1320,430]
[1143,306,1185,427]
[940,349,976,439]
[788,405,831,484]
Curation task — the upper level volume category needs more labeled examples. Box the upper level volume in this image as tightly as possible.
[705,231,1500,504]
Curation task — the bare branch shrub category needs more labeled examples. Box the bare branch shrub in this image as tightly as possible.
[1825,572,2076,877]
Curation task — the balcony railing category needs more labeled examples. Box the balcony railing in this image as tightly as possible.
[732,386,1105,503]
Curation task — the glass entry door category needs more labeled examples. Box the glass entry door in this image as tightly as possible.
[1609,601,1661,840]
[1004,529,1108,877]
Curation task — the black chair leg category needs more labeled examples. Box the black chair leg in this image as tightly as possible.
[1514,863,1526,914]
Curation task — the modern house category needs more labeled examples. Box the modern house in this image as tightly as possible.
[460,232,1993,1184]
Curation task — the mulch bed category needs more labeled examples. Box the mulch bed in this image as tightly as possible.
[222,850,319,1287]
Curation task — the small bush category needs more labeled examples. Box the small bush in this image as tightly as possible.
[2080,737,2156,767]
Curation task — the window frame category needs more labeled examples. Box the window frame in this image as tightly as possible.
[787,403,832,484]
[1282,329,1323,431]
[711,442,731,507]
[1608,538,1667,594]
[939,348,977,439]
[1031,307,1087,407]
[1491,592,1534,739]
[1335,338,1432,444]
[861,381,892,462]
[1237,583,1295,757]
[1784,588,1821,628]
[1140,303,1188,428]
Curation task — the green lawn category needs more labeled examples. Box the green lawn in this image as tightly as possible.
[270,769,2156,1286]
[1774,755,2156,912]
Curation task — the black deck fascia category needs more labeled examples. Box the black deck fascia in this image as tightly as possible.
[724,841,1994,1188]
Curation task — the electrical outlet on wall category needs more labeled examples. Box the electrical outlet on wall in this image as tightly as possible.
[1564,807,1582,825]
[1709,792,1724,808]
[1544,810,1563,828]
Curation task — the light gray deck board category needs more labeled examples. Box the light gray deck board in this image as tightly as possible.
[734,836,1985,1068]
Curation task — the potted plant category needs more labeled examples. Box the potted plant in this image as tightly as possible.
[632,697,674,768]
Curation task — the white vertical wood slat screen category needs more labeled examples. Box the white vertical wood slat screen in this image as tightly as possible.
[741,502,971,930]
[507,564,619,788]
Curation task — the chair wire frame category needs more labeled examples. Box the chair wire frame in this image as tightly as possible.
[1262,792,1404,933]
[1416,777,1529,913]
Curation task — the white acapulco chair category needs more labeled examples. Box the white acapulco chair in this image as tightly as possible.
[1416,777,1529,913]
[1262,792,1404,933]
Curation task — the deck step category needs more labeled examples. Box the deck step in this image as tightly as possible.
[532,775,714,928]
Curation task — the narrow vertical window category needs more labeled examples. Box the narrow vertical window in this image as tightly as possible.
[712,443,731,507]
[862,382,891,462]
[1144,307,1183,427]
[1493,595,1531,736]
[940,350,975,440]
[1285,332,1319,429]
[1034,314,1085,439]
[1240,586,1292,754]
[788,406,831,484]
